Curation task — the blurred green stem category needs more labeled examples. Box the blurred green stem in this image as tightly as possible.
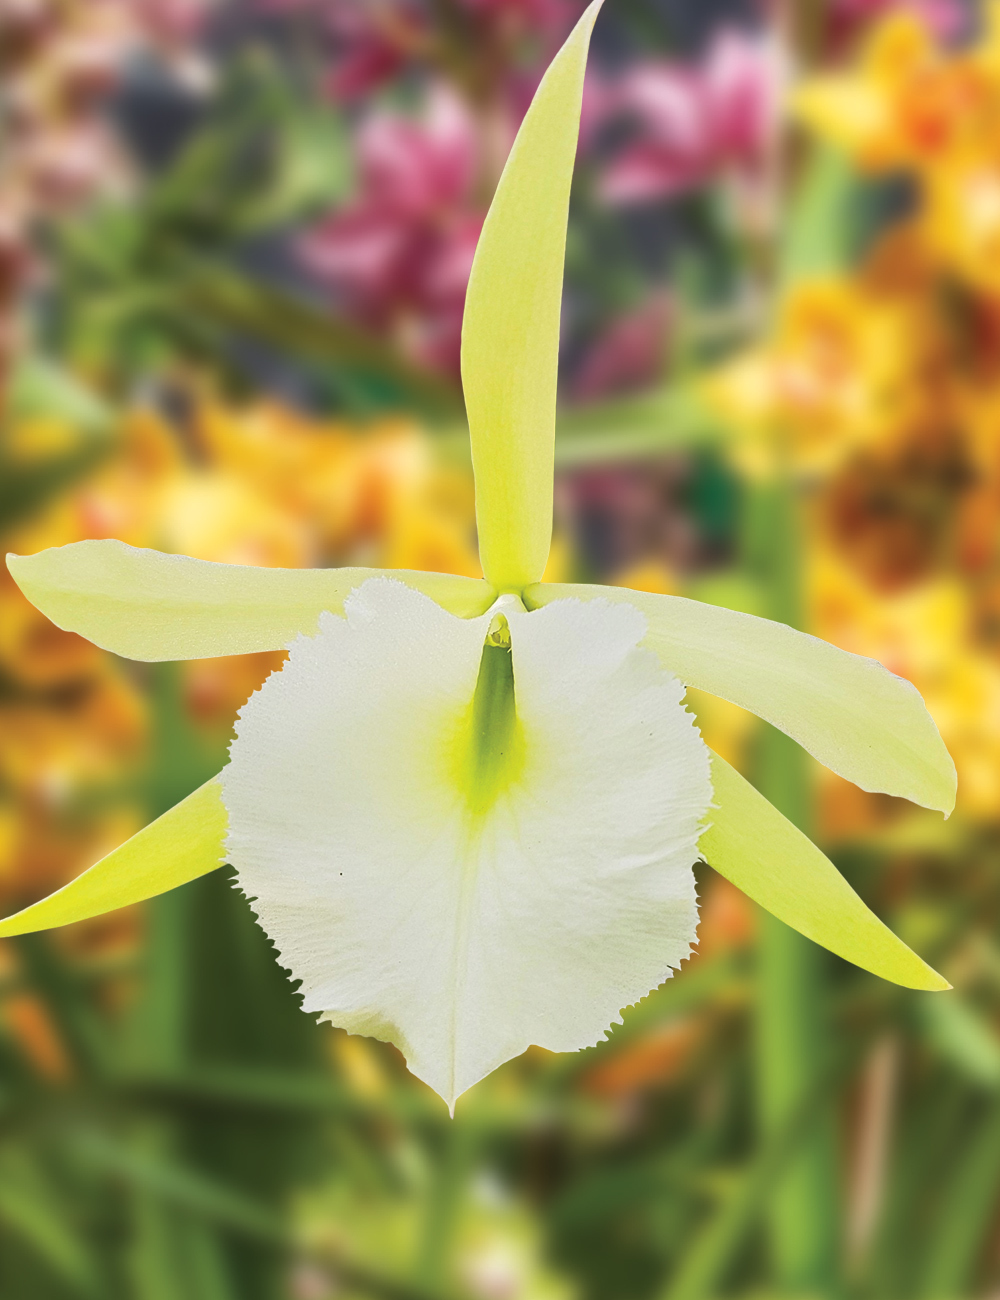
[752,480,841,1293]
[415,1125,477,1291]
[126,664,223,1072]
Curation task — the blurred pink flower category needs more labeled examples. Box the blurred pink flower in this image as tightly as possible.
[571,293,671,401]
[0,0,54,67]
[134,0,217,45]
[320,2,421,103]
[48,30,125,106]
[460,0,575,28]
[359,86,477,214]
[21,122,126,208]
[598,29,784,204]
[298,86,485,375]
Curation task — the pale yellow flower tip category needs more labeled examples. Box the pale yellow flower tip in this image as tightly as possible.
[0,780,226,938]
[222,579,711,1109]
[702,755,949,992]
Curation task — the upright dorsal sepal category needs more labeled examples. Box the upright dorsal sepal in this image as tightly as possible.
[461,0,605,594]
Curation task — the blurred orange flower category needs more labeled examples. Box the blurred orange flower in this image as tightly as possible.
[795,9,1000,170]
[809,550,1000,823]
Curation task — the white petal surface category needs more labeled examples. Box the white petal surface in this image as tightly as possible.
[222,580,711,1109]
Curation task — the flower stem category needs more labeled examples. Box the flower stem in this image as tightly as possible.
[752,480,841,1293]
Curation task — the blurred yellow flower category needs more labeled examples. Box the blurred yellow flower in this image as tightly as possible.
[0,569,102,686]
[197,400,480,573]
[797,4,1000,300]
[0,669,145,799]
[612,558,678,595]
[809,549,1000,822]
[708,273,943,473]
[4,417,83,463]
[796,9,1000,171]
[922,161,1000,296]
[795,13,939,168]
[157,473,312,568]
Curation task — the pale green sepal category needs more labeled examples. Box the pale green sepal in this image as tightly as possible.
[701,753,949,991]
[460,0,603,593]
[525,582,957,814]
[7,540,495,660]
[0,778,227,937]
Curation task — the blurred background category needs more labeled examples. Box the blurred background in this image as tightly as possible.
[2,0,1000,1296]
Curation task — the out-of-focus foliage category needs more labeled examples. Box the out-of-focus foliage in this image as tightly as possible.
[8,1,1000,1299]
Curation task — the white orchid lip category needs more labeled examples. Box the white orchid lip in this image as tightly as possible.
[221,578,712,1109]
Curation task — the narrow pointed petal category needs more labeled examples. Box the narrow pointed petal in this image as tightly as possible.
[222,582,710,1109]
[526,583,956,814]
[0,779,226,937]
[7,540,495,661]
[461,1,604,593]
[702,754,948,991]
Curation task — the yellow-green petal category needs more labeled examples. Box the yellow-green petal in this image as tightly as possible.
[461,0,603,593]
[525,583,956,814]
[701,753,948,991]
[7,540,495,660]
[0,778,226,937]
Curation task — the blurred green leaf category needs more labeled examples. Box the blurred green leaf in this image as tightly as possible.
[177,270,462,417]
[0,358,114,529]
[0,1147,102,1297]
[73,1131,285,1242]
[40,52,445,412]
[12,935,112,1079]
[919,995,1000,1090]
[433,382,727,467]
[147,50,349,239]
[554,384,727,466]
[917,1099,1000,1298]
[6,357,111,435]
[780,146,860,285]
[660,1054,847,1300]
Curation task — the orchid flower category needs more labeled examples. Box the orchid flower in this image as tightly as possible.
[3,2,955,1112]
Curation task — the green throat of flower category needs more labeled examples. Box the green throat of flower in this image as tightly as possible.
[458,612,526,816]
